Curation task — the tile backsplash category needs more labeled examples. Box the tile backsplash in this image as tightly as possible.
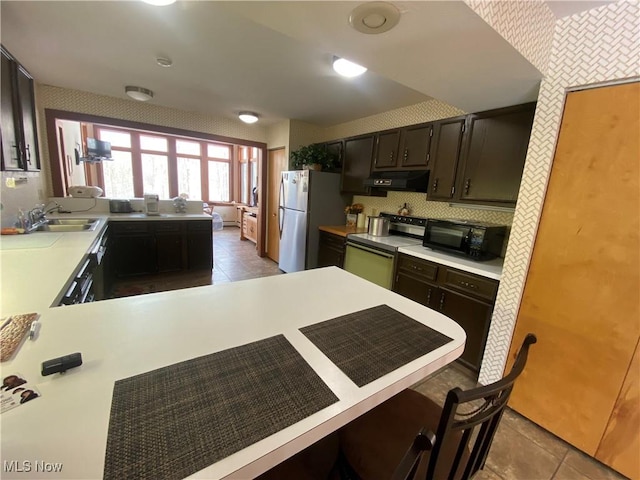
[353,191,514,225]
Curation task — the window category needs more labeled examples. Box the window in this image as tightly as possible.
[94,126,239,202]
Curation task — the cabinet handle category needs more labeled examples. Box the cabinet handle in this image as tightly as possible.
[460,280,477,290]
[439,292,445,310]
[411,265,423,272]
[25,145,31,164]
[464,178,471,194]
[426,152,430,164]
[432,178,439,192]
[426,288,432,305]
[403,148,408,161]
[389,151,394,162]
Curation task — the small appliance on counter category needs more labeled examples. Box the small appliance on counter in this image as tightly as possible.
[367,216,390,236]
[109,199,133,213]
[144,194,160,216]
[423,218,507,260]
[68,185,103,198]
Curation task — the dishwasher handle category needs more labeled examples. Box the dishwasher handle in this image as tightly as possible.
[346,242,395,259]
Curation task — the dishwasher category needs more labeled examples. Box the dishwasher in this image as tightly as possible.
[343,214,426,289]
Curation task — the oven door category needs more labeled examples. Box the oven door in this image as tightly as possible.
[343,242,395,289]
[423,221,471,256]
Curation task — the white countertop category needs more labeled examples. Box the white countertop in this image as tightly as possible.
[0,213,211,315]
[397,245,504,280]
[0,267,465,479]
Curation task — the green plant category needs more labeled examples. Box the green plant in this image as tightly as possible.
[290,144,338,170]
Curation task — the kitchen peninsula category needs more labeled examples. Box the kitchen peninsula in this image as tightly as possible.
[0,256,465,478]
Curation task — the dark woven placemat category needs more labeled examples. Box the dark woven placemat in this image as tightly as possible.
[103,335,338,480]
[300,304,453,387]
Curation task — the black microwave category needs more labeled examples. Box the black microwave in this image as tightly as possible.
[423,219,507,260]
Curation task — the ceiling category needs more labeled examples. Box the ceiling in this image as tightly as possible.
[0,1,610,128]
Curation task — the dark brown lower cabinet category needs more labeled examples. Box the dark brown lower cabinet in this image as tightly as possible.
[317,231,346,268]
[111,220,212,278]
[393,253,498,372]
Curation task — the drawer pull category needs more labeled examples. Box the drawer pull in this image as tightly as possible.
[460,281,477,289]
[439,292,445,310]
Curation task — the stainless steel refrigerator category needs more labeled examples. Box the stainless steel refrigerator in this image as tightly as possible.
[278,170,347,273]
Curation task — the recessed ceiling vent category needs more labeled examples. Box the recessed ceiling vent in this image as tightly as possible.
[349,2,401,35]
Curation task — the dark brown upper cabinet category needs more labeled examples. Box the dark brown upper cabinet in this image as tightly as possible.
[399,123,434,169]
[372,130,401,170]
[341,134,375,195]
[1,46,40,172]
[372,124,434,171]
[456,103,535,205]
[427,116,467,200]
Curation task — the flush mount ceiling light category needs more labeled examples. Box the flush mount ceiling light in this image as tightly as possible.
[142,0,176,6]
[125,86,154,102]
[349,1,401,34]
[238,112,259,124]
[332,57,367,78]
[156,56,173,67]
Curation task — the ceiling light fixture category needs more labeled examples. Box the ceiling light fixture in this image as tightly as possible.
[142,0,176,6]
[125,86,154,102]
[349,2,401,35]
[156,57,173,67]
[238,112,259,124]
[332,57,367,78]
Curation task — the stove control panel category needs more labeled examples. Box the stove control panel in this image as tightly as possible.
[381,213,427,227]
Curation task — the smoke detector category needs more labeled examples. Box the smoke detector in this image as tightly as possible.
[349,2,401,34]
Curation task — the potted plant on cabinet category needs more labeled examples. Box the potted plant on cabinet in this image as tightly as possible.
[290,144,339,172]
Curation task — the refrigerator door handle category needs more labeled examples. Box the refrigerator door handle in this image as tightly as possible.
[278,206,285,239]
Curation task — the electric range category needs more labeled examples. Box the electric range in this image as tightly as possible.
[346,213,426,253]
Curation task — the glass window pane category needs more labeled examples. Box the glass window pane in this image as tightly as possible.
[176,140,201,156]
[241,162,248,204]
[207,144,230,159]
[98,130,131,148]
[177,157,202,201]
[208,161,230,201]
[141,153,169,198]
[140,135,168,152]
[103,151,134,198]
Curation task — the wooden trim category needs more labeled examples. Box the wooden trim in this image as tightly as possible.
[44,109,267,148]
[45,110,65,196]
[257,146,268,257]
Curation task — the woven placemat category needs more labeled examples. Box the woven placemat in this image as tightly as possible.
[300,305,453,387]
[1,313,39,362]
[103,335,338,480]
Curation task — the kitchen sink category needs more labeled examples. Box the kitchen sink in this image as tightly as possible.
[35,218,99,232]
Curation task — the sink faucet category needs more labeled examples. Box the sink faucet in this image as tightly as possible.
[26,202,60,231]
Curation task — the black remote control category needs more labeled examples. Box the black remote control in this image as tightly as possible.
[41,352,83,376]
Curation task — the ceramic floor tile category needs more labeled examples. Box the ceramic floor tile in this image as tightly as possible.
[552,461,591,480]
[501,408,569,461]
[484,422,562,480]
[562,450,628,480]
[474,467,505,480]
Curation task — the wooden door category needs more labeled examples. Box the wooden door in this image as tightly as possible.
[428,117,465,200]
[507,83,639,473]
[266,148,286,263]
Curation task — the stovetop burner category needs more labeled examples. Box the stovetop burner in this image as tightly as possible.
[347,212,427,253]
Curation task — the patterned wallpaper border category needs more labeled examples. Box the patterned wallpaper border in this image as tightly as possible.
[477,0,640,384]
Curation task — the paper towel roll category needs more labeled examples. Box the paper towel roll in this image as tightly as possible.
[356,213,366,229]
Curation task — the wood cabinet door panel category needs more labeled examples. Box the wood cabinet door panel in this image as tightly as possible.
[400,124,433,169]
[156,233,184,272]
[507,83,640,459]
[428,118,465,200]
[458,105,534,203]
[373,130,400,169]
[16,66,39,171]
[438,288,492,371]
[1,51,21,170]
[393,273,438,309]
[342,136,374,194]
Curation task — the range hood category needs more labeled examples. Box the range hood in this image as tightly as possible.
[363,170,430,192]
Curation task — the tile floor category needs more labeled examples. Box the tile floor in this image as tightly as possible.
[111,226,628,480]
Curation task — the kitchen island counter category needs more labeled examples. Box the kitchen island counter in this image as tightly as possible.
[0,213,212,315]
[0,267,465,480]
